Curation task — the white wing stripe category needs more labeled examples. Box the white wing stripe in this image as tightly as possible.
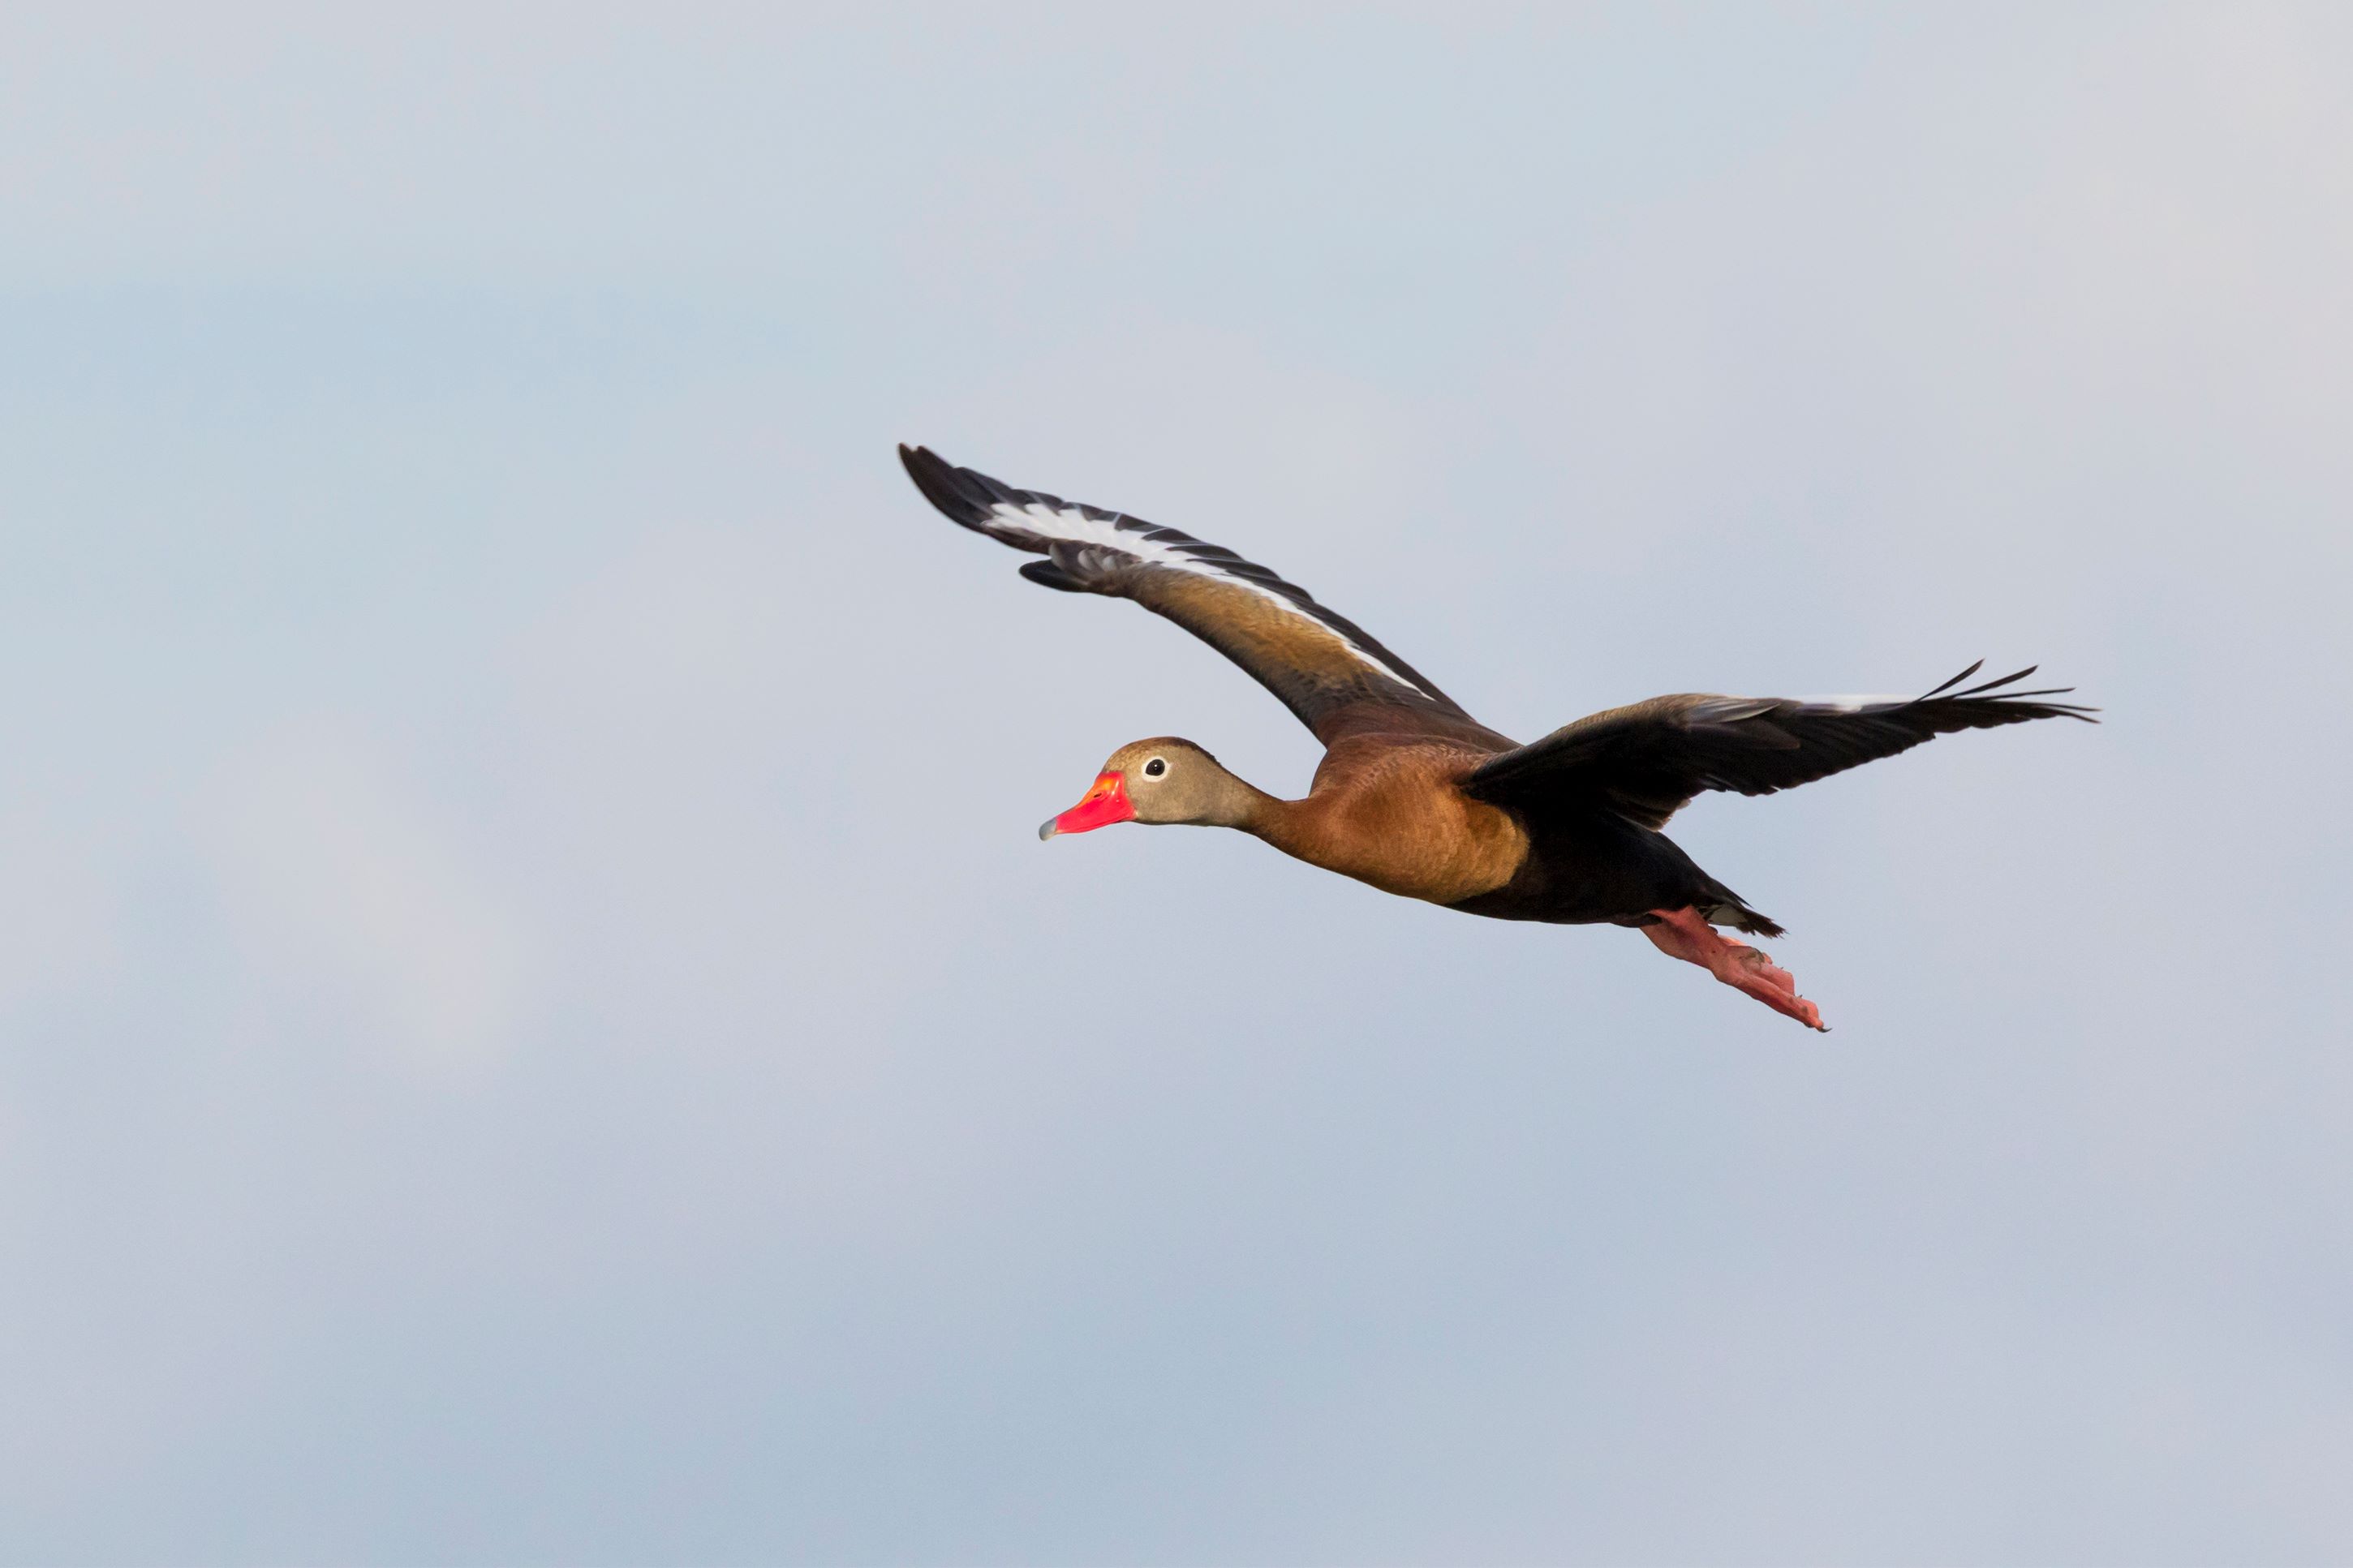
[1795,694,1912,712]
[989,500,1432,697]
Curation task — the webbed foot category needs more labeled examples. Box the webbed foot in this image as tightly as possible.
[1641,905,1827,1031]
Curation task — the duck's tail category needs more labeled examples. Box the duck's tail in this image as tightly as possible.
[1697,877,1784,939]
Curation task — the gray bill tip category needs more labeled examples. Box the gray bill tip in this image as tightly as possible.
[1037,818,1060,841]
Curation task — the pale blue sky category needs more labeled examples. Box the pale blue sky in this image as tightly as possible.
[3,5,2350,1564]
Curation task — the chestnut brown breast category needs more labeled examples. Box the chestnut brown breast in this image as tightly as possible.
[1255,738,1529,905]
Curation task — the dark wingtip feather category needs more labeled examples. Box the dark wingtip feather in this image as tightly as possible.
[898,442,1033,543]
[1920,659,1985,700]
[899,442,971,519]
[897,442,943,488]
[1955,664,2040,698]
[1914,659,2099,723]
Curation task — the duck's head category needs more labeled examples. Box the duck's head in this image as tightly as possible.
[1039,738,1257,839]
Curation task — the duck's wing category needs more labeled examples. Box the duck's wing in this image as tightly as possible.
[901,445,1503,745]
[1461,662,2097,830]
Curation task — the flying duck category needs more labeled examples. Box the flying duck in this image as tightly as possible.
[901,445,2093,1030]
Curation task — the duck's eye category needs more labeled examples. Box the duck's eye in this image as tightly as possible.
[1142,757,1168,779]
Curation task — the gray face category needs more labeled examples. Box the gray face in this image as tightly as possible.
[1102,738,1232,826]
[1039,738,1247,837]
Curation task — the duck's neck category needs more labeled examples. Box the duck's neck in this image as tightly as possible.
[1223,777,1410,896]
[1222,775,1316,857]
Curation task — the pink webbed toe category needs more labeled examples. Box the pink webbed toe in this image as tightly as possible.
[1641,907,1828,1032]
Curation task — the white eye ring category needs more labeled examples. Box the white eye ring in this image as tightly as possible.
[1142,756,1168,778]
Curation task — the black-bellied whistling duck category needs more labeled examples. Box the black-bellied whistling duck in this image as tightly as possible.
[901,445,2094,1030]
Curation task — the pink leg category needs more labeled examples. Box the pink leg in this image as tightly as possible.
[1641,907,1828,1032]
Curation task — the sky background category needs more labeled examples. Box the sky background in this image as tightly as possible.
[3,4,2350,1564]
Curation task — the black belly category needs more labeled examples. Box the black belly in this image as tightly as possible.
[1447,810,1719,926]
